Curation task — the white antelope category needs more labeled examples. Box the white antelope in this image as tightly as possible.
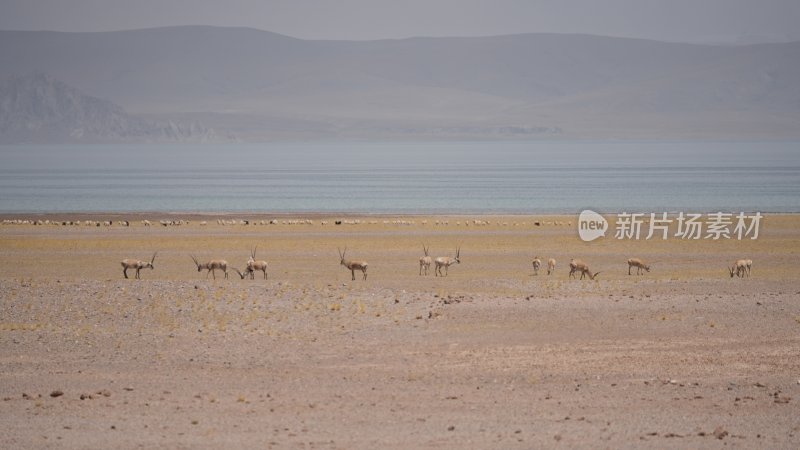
[532,256,542,275]
[729,259,749,278]
[627,258,650,275]
[245,246,268,280]
[547,258,556,275]
[419,244,432,276]
[569,258,600,280]
[434,247,460,277]
[120,252,156,279]
[191,255,229,279]
[339,247,368,280]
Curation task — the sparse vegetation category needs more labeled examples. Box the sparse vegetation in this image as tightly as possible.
[0,214,798,448]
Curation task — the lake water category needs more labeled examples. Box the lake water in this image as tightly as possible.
[0,141,798,214]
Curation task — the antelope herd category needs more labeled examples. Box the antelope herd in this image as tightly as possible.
[0,216,761,282]
[532,257,557,276]
[20,217,751,281]
[115,247,756,282]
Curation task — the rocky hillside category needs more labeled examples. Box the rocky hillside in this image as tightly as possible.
[0,73,232,143]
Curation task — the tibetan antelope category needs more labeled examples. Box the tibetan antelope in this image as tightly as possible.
[120,252,156,279]
[627,258,650,275]
[339,247,368,280]
[434,246,460,277]
[532,256,542,275]
[191,255,229,279]
[231,268,247,279]
[419,244,432,276]
[745,259,753,276]
[547,258,556,275]
[729,259,749,278]
[245,246,268,279]
[569,258,600,280]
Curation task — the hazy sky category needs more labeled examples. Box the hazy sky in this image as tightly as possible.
[2,0,799,43]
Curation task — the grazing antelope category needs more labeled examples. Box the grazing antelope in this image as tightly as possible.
[191,255,229,279]
[339,247,368,280]
[547,258,556,275]
[568,258,580,279]
[231,267,247,279]
[245,246,268,280]
[569,258,600,280]
[627,258,650,275]
[434,247,460,277]
[419,244,432,276]
[120,252,156,279]
[729,259,748,278]
[532,256,542,275]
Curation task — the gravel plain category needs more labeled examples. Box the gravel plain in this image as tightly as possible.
[1,214,798,449]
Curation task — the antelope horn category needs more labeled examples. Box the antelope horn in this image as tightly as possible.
[151,252,157,264]
[252,246,257,259]
[190,255,198,266]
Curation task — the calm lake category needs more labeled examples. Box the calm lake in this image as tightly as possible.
[0,141,798,214]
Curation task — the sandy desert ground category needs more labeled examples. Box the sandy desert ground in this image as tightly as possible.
[1,213,799,449]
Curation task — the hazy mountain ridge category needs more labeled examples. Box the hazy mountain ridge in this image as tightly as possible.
[0,73,233,143]
[0,26,798,141]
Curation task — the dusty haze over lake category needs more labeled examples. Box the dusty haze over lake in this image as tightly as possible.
[1,25,799,142]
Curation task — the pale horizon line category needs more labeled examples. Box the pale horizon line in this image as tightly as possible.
[2,24,798,47]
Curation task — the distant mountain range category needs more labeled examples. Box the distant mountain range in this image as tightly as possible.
[0,26,798,141]
[0,73,230,143]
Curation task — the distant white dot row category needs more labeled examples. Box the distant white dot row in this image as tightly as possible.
[2,218,573,227]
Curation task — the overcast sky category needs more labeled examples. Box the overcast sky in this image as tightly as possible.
[2,0,799,44]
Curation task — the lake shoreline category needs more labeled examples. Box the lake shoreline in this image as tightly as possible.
[3,141,798,213]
